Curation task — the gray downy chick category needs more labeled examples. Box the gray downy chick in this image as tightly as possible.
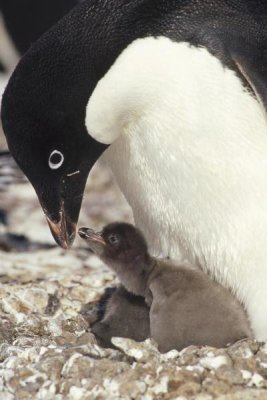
[90,286,150,348]
[79,223,252,353]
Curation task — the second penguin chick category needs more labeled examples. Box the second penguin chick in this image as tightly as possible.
[79,223,252,353]
[91,286,150,348]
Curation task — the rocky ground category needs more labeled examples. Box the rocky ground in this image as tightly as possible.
[0,136,267,399]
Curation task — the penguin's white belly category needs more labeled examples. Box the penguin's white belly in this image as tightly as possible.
[87,37,267,339]
[103,107,267,289]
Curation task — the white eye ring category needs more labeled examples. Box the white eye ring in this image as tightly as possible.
[48,150,64,170]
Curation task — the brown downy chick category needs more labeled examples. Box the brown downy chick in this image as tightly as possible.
[79,223,151,296]
[79,223,252,353]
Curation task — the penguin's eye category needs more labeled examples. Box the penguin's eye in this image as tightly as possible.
[48,150,64,170]
[107,233,120,247]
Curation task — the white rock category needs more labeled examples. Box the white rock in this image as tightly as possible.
[173,397,187,400]
[0,369,14,383]
[39,347,48,356]
[136,381,147,394]
[200,355,229,370]
[68,386,88,400]
[261,342,267,354]
[16,288,48,312]
[0,392,14,400]
[249,373,264,388]
[47,318,63,337]
[103,378,119,396]
[241,370,252,380]
[153,376,169,395]
[61,354,82,377]
[160,349,180,361]
[186,365,205,373]
[37,382,62,400]
[1,297,26,323]
[4,356,20,370]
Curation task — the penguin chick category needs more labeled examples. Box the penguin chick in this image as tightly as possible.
[79,223,252,353]
[90,286,150,348]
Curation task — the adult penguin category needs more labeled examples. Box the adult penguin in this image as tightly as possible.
[1,0,267,340]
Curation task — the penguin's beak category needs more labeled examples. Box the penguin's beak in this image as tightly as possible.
[46,206,77,249]
[39,169,89,249]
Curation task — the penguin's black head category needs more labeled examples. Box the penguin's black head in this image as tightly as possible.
[2,96,107,249]
[79,223,148,263]
[1,68,106,248]
[0,1,110,248]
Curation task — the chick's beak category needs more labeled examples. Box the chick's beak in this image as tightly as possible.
[78,227,105,244]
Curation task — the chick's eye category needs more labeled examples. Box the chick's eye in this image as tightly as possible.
[48,150,64,170]
[108,234,120,246]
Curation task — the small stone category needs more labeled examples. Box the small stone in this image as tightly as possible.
[178,346,200,366]
[152,375,169,395]
[68,386,88,400]
[202,377,231,397]
[111,337,160,363]
[160,349,180,361]
[174,382,201,397]
[61,354,92,379]
[241,370,252,381]
[119,378,147,398]
[215,366,244,385]
[16,315,47,336]
[44,293,60,316]
[68,285,98,304]
[54,332,78,346]
[1,296,29,321]
[200,355,231,370]
[16,288,49,312]
[227,340,254,360]
[36,382,60,400]
[168,369,201,392]
[103,377,120,397]
[61,316,88,334]
[76,332,97,346]
[59,379,79,397]
[248,373,264,388]
[256,351,267,378]
[0,392,14,400]
[0,319,15,344]
[36,355,65,380]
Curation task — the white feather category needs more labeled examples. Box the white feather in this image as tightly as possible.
[86,37,267,340]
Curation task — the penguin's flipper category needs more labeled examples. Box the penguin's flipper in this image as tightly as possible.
[232,50,267,112]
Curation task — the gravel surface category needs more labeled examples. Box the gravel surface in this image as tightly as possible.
[0,149,266,399]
